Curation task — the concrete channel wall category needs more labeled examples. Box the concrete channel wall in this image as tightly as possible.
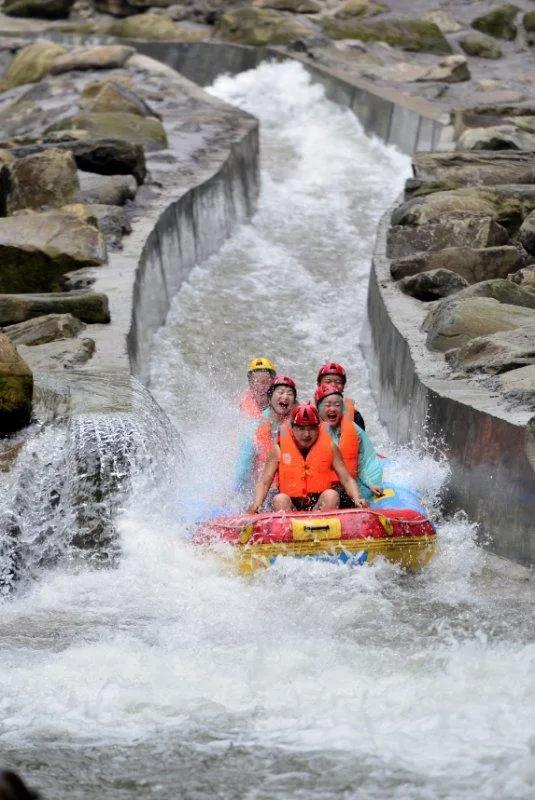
[128,40,534,565]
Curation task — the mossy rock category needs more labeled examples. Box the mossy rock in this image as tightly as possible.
[255,0,321,12]
[110,12,207,40]
[0,333,32,433]
[3,0,75,19]
[524,12,535,32]
[0,42,66,93]
[45,111,167,151]
[7,149,80,213]
[471,4,519,41]
[320,18,452,54]
[334,0,385,19]
[215,7,313,46]
[459,32,502,58]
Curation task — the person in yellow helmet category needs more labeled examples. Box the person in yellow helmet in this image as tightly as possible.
[240,357,276,419]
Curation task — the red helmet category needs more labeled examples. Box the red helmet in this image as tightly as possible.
[267,375,297,398]
[290,403,320,427]
[316,362,347,385]
[314,382,343,406]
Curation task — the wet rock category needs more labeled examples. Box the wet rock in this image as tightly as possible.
[459,32,503,59]
[453,104,535,136]
[3,0,75,18]
[46,111,167,151]
[423,296,535,352]
[391,246,523,284]
[0,42,65,92]
[0,332,32,433]
[60,267,96,290]
[18,336,95,370]
[386,218,509,259]
[2,313,85,345]
[85,203,132,248]
[456,125,535,152]
[471,4,519,41]
[453,279,535,310]
[391,187,535,232]
[519,210,535,256]
[446,324,535,374]
[499,364,535,392]
[78,172,137,205]
[334,0,384,19]
[255,0,321,12]
[7,149,79,213]
[422,10,461,34]
[49,45,135,74]
[0,291,110,325]
[215,7,313,46]
[412,152,535,189]
[398,269,468,301]
[416,55,470,83]
[508,266,535,293]
[110,12,207,40]
[0,206,106,293]
[80,81,158,120]
[319,18,452,54]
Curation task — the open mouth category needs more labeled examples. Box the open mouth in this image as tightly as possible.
[326,411,339,422]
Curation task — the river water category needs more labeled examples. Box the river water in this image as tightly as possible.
[1,62,534,800]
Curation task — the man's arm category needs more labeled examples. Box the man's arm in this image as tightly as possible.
[246,444,280,514]
[332,444,368,508]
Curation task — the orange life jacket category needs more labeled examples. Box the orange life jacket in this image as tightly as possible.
[278,423,334,498]
[345,397,356,416]
[240,390,263,419]
[332,412,359,482]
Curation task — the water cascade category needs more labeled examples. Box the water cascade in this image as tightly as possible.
[1,61,534,800]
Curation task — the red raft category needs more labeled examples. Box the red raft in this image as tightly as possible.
[193,506,437,574]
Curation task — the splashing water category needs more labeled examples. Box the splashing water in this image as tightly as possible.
[1,62,534,800]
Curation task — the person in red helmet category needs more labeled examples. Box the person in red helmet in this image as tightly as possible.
[316,361,365,430]
[235,376,297,491]
[314,383,383,506]
[247,403,366,513]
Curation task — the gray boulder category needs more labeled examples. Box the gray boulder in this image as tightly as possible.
[386,217,509,259]
[85,204,131,249]
[391,246,524,284]
[416,55,470,83]
[77,173,137,206]
[519,211,535,256]
[7,149,80,213]
[412,151,535,188]
[423,296,535,351]
[49,46,135,74]
[459,32,502,58]
[0,332,32,433]
[398,269,468,301]
[45,112,167,152]
[0,206,106,294]
[452,279,535,309]
[18,337,95,371]
[3,0,75,17]
[447,325,535,374]
[2,313,85,346]
[0,292,110,326]
[80,81,158,121]
[499,364,535,399]
[508,266,535,294]
[456,126,535,152]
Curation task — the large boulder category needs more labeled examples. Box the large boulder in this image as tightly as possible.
[456,125,535,152]
[499,364,535,394]
[81,81,158,120]
[110,12,207,40]
[319,18,452,53]
[7,149,79,213]
[255,0,322,12]
[416,55,470,83]
[333,0,384,18]
[423,296,535,351]
[77,173,137,205]
[0,206,106,293]
[45,111,167,152]
[412,152,535,189]
[471,4,519,41]
[519,210,535,256]
[453,104,535,137]
[459,32,503,59]
[3,0,75,18]
[2,313,85,345]
[391,245,524,284]
[49,45,135,74]
[398,269,468,301]
[215,7,313,45]
[451,279,535,310]
[386,217,509,259]
[0,332,32,433]
[0,42,66,93]
[447,325,535,374]
[18,337,95,370]
[0,292,110,325]
[508,266,535,294]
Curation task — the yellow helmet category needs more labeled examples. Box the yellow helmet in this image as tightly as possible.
[247,357,276,375]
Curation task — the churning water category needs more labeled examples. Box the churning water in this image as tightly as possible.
[1,62,534,800]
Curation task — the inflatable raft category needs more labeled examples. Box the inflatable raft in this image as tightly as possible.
[194,481,437,575]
